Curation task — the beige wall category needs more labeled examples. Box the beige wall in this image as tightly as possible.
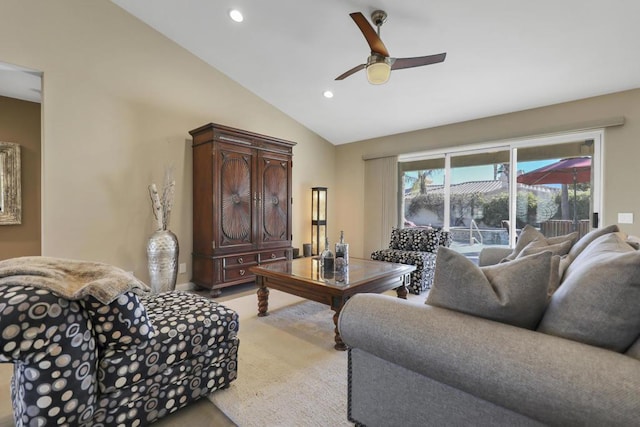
[336,89,640,258]
[0,96,41,259]
[2,1,638,276]
[0,1,335,282]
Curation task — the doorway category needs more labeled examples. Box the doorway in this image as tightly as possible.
[0,60,43,259]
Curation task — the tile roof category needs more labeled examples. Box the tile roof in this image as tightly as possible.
[408,180,556,196]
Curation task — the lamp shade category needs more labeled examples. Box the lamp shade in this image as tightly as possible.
[311,187,327,256]
[366,58,391,85]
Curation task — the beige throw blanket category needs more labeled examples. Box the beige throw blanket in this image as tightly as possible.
[0,256,150,304]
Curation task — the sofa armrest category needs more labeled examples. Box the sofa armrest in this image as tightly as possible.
[0,285,96,363]
[478,246,512,266]
[338,294,640,426]
[0,285,99,424]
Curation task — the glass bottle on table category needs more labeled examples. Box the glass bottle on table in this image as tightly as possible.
[320,237,334,272]
[335,230,349,265]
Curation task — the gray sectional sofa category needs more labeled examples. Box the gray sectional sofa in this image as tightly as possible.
[339,225,640,426]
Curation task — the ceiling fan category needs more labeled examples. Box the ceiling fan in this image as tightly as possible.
[336,10,446,85]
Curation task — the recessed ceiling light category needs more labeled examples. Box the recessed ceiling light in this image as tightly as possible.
[229,9,244,23]
[323,90,334,99]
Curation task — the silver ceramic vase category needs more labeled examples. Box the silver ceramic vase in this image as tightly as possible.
[147,229,179,294]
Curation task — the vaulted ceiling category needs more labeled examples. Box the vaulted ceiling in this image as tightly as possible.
[6,2,640,145]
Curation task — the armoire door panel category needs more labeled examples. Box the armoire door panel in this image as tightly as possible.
[260,158,289,242]
[217,145,255,251]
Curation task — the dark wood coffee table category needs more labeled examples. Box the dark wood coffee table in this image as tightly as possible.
[250,257,415,350]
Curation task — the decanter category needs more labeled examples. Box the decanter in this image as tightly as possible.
[320,237,334,272]
[335,230,349,265]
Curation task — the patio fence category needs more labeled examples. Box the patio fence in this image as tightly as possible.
[448,219,590,246]
[540,219,590,239]
[449,227,508,245]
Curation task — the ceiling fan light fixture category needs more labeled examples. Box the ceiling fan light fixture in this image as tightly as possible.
[366,55,391,85]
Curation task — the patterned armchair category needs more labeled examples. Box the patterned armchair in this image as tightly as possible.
[371,227,452,294]
[0,286,239,426]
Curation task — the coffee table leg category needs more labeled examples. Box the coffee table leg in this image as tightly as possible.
[332,307,347,351]
[396,284,408,299]
[395,273,409,299]
[256,277,270,317]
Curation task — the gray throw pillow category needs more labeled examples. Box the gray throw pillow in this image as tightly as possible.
[548,255,562,297]
[427,247,551,329]
[515,240,566,298]
[546,231,579,246]
[626,235,640,250]
[538,232,640,352]
[504,225,577,261]
[562,231,633,282]
[559,225,620,282]
[566,224,619,260]
[516,238,573,259]
[503,225,543,261]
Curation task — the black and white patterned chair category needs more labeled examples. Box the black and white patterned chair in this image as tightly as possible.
[0,286,238,426]
[371,227,451,294]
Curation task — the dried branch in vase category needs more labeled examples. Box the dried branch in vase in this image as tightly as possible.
[161,166,175,231]
[148,184,164,231]
[148,167,176,231]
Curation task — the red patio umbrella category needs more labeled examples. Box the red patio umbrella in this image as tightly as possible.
[517,157,592,229]
[516,157,591,186]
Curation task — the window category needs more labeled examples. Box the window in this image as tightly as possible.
[399,130,603,252]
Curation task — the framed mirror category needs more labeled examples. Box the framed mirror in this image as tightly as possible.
[0,141,21,224]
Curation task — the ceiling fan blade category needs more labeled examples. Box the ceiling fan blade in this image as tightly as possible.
[391,53,447,70]
[335,64,366,80]
[349,12,390,57]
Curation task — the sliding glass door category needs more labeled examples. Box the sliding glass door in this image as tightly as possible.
[401,157,445,228]
[399,130,603,253]
[514,141,594,240]
[449,148,511,250]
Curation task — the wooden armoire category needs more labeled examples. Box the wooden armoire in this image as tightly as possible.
[190,123,296,296]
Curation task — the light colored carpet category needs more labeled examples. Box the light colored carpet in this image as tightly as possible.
[209,290,349,427]
[209,288,423,427]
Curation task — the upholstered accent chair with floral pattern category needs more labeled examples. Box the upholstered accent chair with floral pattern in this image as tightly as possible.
[0,286,239,426]
[371,227,452,294]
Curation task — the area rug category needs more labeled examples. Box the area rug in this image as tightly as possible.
[208,290,351,426]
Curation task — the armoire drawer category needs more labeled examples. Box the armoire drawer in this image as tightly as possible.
[259,249,288,263]
[223,266,254,282]
[223,253,258,268]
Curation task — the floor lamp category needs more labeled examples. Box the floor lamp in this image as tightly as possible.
[311,187,327,256]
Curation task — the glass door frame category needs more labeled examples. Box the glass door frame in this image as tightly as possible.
[398,129,604,248]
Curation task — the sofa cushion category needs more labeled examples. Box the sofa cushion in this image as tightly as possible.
[538,232,640,352]
[97,291,238,393]
[82,291,155,349]
[426,247,551,329]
